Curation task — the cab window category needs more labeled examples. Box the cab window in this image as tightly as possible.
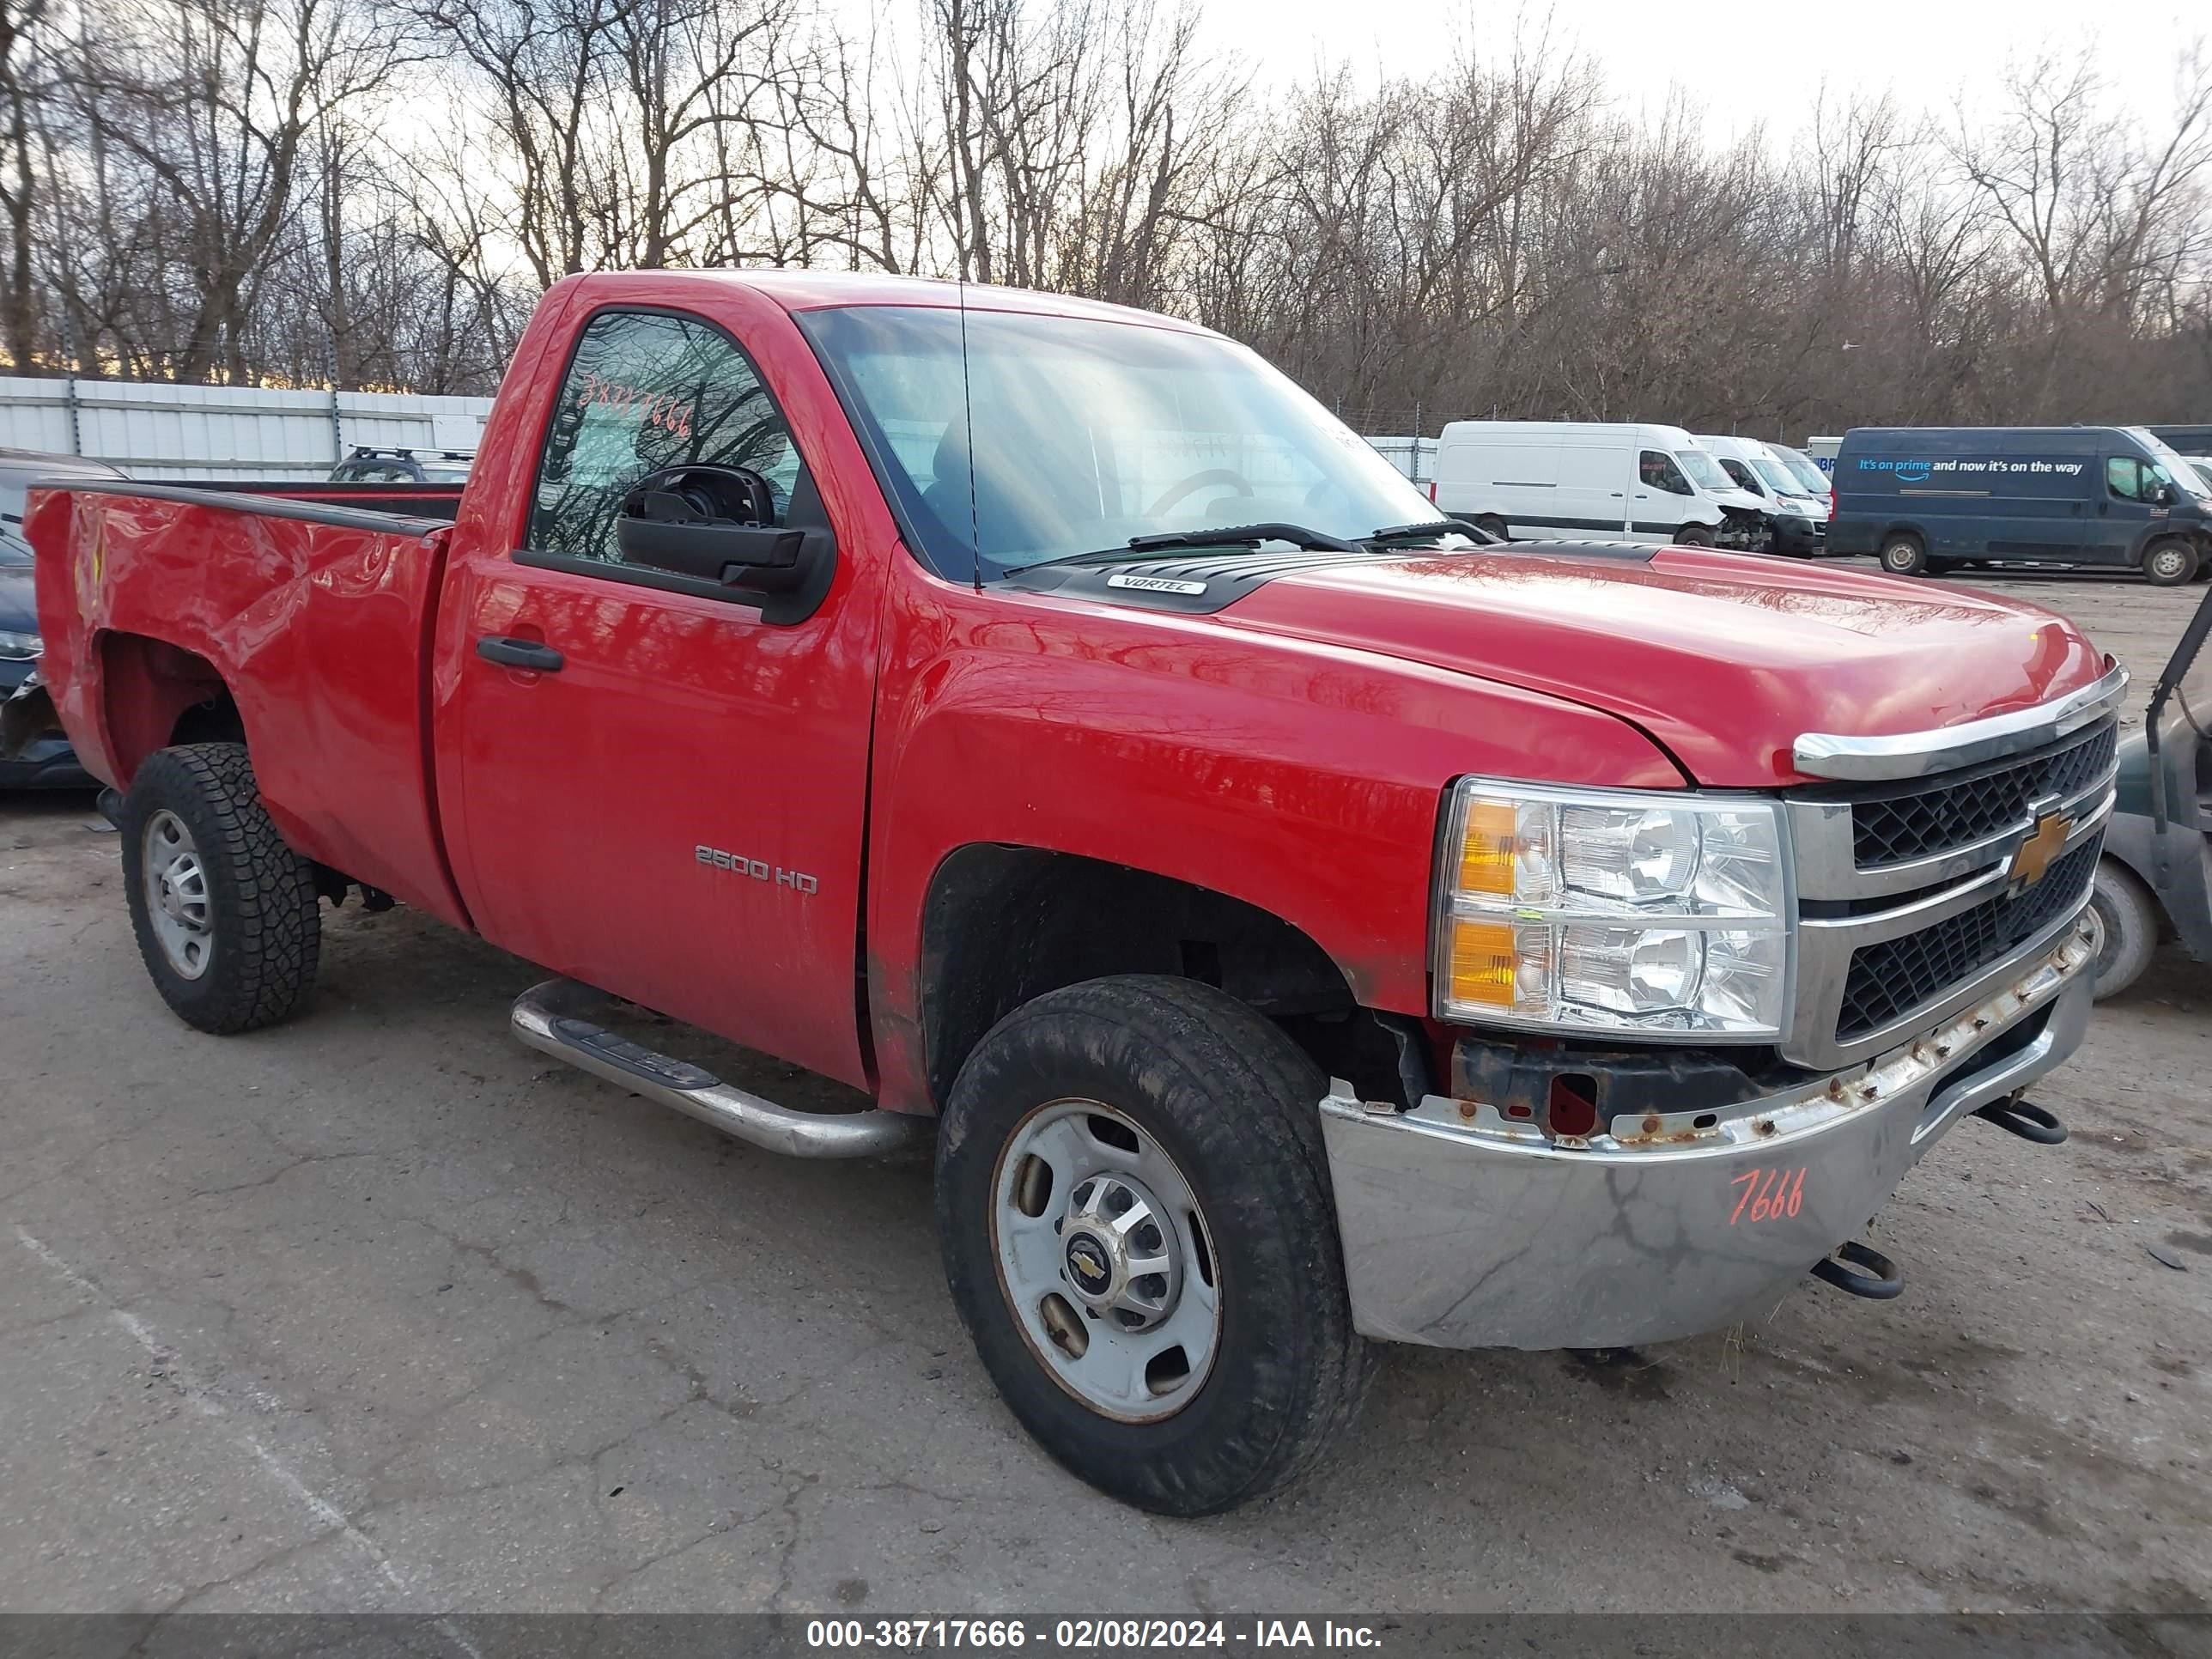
[528,309,806,566]
[1718,458,1762,495]
[1639,450,1692,495]
[2106,457,2150,501]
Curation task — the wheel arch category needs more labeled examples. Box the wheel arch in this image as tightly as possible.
[96,631,245,789]
[912,843,1401,1116]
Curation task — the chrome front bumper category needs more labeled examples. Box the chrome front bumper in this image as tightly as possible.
[1319,919,2097,1351]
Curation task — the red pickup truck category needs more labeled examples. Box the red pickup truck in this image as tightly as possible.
[19,270,2123,1516]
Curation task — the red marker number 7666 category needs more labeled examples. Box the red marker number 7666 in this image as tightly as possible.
[1729,1166,1807,1225]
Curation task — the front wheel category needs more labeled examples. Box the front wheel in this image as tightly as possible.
[2143,539,2200,586]
[119,743,321,1033]
[937,975,1371,1516]
[1674,525,1714,547]
[2087,859,2160,1000]
[1473,514,1509,543]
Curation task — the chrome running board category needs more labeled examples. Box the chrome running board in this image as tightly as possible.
[510,978,923,1159]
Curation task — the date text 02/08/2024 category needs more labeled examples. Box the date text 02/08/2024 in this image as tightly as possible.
[805,1619,1385,1650]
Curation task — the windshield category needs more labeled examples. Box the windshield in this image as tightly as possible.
[1750,454,1808,495]
[1772,446,1831,493]
[1674,449,1733,492]
[799,305,1437,575]
[2129,429,2212,501]
[0,484,27,565]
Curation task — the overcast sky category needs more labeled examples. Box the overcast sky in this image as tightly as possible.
[1185,0,2206,151]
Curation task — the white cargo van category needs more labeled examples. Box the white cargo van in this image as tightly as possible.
[1431,421,1777,549]
[1699,434,1829,555]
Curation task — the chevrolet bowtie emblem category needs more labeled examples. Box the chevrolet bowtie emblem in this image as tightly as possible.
[2012,810,2073,888]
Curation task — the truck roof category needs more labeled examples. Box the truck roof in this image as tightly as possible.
[557,267,1218,335]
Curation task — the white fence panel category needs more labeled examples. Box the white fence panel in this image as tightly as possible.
[0,376,495,479]
[1364,434,1437,484]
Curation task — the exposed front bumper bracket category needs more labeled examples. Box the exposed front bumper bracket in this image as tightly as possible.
[1319,920,2096,1351]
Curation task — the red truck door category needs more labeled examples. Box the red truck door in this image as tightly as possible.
[438,304,879,1090]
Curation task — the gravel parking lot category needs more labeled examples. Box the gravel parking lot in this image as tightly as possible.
[3,561,2207,1618]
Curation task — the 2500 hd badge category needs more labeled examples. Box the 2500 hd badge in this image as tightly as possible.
[696,843,818,894]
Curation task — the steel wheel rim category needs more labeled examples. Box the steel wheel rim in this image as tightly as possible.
[142,809,214,980]
[1884,543,1915,570]
[2084,894,2118,979]
[990,1098,1221,1422]
[2151,547,2185,580]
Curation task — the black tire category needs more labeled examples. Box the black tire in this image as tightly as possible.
[937,975,1372,1516]
[2142,539,2199,587]
[2087,859,2160,1001]
[1674,525,1714,547]
[119,743,321,1034]
[1474,514,1509,543]
[1880,532,1929,576]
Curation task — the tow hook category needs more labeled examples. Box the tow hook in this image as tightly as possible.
[1811,1240,1903,1300]
[1972,1095,2067,1145]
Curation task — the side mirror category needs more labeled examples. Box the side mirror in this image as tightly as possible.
[617,515,828,591]
[613,464,836,621]
[2154,483,2178,508]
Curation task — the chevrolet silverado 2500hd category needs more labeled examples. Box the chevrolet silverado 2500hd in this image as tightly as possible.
[18,270,2121,1516]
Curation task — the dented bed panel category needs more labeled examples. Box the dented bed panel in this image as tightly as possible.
[27,485,470,927]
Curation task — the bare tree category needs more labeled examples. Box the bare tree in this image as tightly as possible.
[8,0,2209,428]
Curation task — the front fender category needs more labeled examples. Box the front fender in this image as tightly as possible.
[860,561,1686,1112]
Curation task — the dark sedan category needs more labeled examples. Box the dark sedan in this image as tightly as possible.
[2,448,129,787]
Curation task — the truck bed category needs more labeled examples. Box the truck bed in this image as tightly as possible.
[25,478,471,927]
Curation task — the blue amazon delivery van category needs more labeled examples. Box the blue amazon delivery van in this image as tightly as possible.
[1829,426,2212,585]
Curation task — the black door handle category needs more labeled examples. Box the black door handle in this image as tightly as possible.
[476,635,564,672]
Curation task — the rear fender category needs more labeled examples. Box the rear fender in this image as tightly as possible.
[29,486,470,927]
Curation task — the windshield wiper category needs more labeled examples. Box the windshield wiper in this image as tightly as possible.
[1365,518,1494,545]
[1124,521,1362,554]
[1006,521,1368,577]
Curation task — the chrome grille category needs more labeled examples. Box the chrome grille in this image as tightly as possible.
[1783,712,2118,1072]
[1850,722,2118,867]
[1834,839,2100,1042]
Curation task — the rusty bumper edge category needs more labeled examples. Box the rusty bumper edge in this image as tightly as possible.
[1319,920,2098,1351]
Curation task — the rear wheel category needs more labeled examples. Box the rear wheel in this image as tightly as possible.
[1879,532,1929,576]
[2087,859,2160,1000]
[937,975,1371,1516]
[119,743,321,1034]
[2143,539,2199,586]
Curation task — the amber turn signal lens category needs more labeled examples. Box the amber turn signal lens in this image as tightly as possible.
[1456,799,1516,896]
[1447,918,1517,1008]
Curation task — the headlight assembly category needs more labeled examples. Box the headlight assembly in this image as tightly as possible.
[0,629,42,660]
[1436,780,1793,1037]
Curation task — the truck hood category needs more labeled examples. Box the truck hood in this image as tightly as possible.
[1219,545,2109,786]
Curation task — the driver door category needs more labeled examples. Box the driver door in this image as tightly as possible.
[1630,448,1695,543]
[440,305,878,1089]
